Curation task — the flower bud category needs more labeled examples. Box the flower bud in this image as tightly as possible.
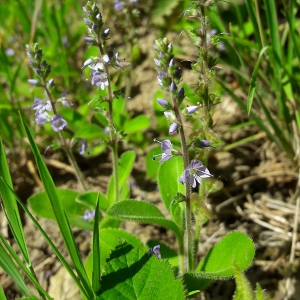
[102,28,110,38]
[186,106,199,114]
[193,139,211,148]
[154,58,160,67]
[177,87,185,103]
[157,98,169,108]
[170,82,177,93]
[28,79,40,86]
[169,123,178,134]
[47,79,54,87]
[84,37,95,43]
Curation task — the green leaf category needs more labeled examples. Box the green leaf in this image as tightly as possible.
[92,197,101,294]
[183,232,255,293]
[98,241,186,299]
[124,115,150,133]
[107,150,135,204]
[0,240,29,295]
[76,191,109,212]
[20,115,94,299]
[0,140,29,263]
[196,231,255,277]
[169,193,185,231]
[106,200,182,243]
[205,178,224,195]
[85,228,143,281]
[158,156,185,212]
[100,216,121,230]
[145,147,161,180]
[74,123,107,140]
[28,189,94,230]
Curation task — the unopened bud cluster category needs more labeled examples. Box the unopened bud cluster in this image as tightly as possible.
[83,2,104,44]
[26,44,52,86]
[26,45,75,137]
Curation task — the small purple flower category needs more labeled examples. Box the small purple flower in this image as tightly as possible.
[103,54,110,63]
[147,245,161,259]
[78,138,88,155]
[152,139,175,163]
[35,112,50,125]
[50,114,67,132]
[179,160,213,188]
[186,106,199,114]
[164,111,178,134]
[114,0,124,11]
[91,70,109,90]
[32,97,52,115]
[110,50,123,69]
[58,91,72,108]
[83,210,95,221]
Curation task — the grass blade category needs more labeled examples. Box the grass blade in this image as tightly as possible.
[0,140,29,262]
[217,80,281,151]
[92,195,101,294]
[0,239,29,296]
[20,113,94,299]
[245,0,262,47]
[0,236,50,299]
[247,46,269,114]
[0,178,90,300]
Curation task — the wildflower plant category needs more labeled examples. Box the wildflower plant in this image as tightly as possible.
[0,1,260,299]
[26,43,88,191]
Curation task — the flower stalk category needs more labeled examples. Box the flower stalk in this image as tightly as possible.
[26,44,88,192]
[83,1,121,202]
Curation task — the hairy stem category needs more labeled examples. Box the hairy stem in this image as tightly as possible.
[172,95,193,273]
[97,36,120,202]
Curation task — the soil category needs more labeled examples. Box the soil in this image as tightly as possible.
[1,15,300,300]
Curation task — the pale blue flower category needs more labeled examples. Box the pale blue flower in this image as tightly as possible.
[50,114,67,132]
[35,112,49,125]
[152,139,175,163]
[91,70,109,90]
[83,210,95,221]
[32,97,52,115]
[179,160,213,188]
[147,245,161,259]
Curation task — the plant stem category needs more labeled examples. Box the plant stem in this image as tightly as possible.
[171,95,193,273]
[43,82,87,192]
[98,36,120,202]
